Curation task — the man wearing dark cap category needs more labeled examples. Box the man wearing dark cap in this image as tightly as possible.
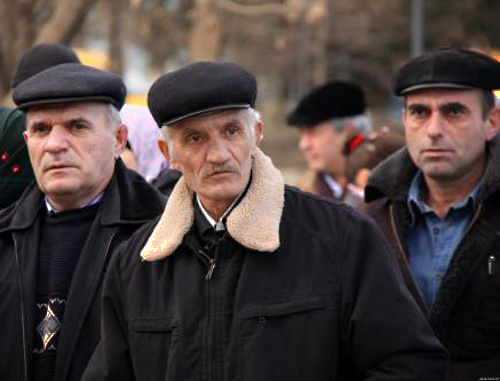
[83,61,448,380]
[0,63,164,380]
[0,44,81,209]
[287,81,372,206]
[363,48,500,380]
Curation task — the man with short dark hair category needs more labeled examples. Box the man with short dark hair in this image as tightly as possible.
[84,61,448,380]
[0,63,164,380]
[287,81,372,206]
[363,48,500,380]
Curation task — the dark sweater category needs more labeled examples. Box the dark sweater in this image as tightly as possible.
[33,204,99,381]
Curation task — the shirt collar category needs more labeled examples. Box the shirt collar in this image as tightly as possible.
[45,193,104,215]
[322,173,343,199]
[407,171,481,224]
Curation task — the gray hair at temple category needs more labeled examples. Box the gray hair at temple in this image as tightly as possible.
[331,114,373,136]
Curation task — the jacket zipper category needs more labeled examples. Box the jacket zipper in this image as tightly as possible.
[13,235,29,381]
[197,249,217,281]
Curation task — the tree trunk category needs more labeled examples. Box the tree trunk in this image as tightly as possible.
[189,0,222,61]
[35,0,99,44]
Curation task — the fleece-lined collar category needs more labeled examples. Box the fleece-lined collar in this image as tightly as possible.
[141,148,285,261]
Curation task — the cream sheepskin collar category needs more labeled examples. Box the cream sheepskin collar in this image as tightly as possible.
[141,148,285,261]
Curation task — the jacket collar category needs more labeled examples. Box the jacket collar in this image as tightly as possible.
[0,159,165,233]
[365,135,500,204]
[141,148,285,261]
[99,159,165,225]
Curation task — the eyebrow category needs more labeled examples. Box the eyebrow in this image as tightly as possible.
[406,101,468,111]
[29,117,91,128]
[439,102,468,112]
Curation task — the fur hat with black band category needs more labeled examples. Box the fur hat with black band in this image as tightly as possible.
[394,48,500,96]
[13,63,127,111]
[11,43,81,89]
[287,81,366,127]
[148,61,257,127]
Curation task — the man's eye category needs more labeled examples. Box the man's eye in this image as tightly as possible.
[31,125,49,134]
[186,134,202,144]
[409,107,428,117]
[226,126,240,135]
[72,122,86,130]
[446,106,466,118]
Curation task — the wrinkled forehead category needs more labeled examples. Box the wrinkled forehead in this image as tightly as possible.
[404,88,483,107]
[170,109,248,132]
[26,101,109,124]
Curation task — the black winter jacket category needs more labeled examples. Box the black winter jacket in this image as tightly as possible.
[0,160,165,381]
[84,149,448,381]
[363,136,500,380]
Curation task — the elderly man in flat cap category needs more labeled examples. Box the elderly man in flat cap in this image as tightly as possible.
[362,48,500,380]
[0,63,164,380]
[287,81,373,207]
[83,61,448,381]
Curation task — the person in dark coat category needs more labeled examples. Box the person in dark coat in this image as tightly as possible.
[0,63,164,380]
[83,61,448,381]
[362,48,500,381]
[287,81,372,207]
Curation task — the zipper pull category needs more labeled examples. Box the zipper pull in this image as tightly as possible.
[487,255,496,275]
[206,258,216,280]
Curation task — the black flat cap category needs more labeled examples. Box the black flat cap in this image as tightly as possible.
[12,43,81,88]
[148,61,257,126]
[287,81,366,127]
[13,63,127,111]
[394,48,500,96]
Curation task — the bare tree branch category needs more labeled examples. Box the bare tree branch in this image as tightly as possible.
[215,0,285,17]
[35,0,99,44]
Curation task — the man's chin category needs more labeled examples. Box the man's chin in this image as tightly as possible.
[42,182,80,198]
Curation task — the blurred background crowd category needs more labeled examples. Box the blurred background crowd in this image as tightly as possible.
[0,0,499,182]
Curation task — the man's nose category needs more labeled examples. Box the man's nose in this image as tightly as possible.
[206,138,231,164]
[45,125,69,153]
[426,112,445,139]
[298,133,311,152]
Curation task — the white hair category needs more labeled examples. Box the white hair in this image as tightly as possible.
[160,108,261,159]
[106,104,122,132]
[331,114,373,135]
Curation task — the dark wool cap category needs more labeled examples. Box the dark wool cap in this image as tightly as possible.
[13,63,127,111]
[148,61,257,126]
[12,43,81,88]
[287,81,366,127]
[394,48,500,96]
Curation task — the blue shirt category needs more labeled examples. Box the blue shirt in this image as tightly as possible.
[405,172,481,307]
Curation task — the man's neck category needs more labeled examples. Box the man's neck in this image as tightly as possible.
[197,197,236,223]
[324,172,347,189]
[46,192,104,213]
[423,160,486,219]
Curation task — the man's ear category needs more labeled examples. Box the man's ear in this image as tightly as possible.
[114,124,128,157]
[254,119,264,146]
[158,138,180,170]
[23,130,29,143]
[486,107,500,141]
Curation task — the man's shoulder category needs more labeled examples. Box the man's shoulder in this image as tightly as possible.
[111,216,162,274]
[0,183,42,234]
[283,185,372,235]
